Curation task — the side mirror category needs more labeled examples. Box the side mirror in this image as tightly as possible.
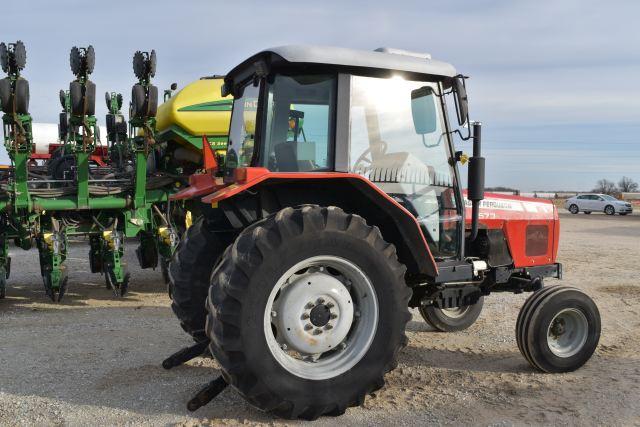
[453,76,468,126]
[410,86,437,135]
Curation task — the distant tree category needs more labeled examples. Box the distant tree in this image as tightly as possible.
[618,176,639,193]
[593,179,618,195]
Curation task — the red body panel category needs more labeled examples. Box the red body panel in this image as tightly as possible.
[197,167,559,274]
[170,173,221,201]
[171,135,225,201]
[465,191,559,268]
[201,167,438,275]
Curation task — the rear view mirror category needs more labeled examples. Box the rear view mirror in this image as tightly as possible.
[453,76,468,126]
[411,86,437,135]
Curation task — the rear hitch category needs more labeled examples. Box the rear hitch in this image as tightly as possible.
[187,375,229,411]
[162,339,209,370]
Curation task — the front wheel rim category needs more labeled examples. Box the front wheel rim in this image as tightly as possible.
[440,306,471,319]
[546,308,589,358]
[263,255,379,380]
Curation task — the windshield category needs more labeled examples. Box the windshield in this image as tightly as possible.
[225,82,260,178]
[349,75,460,259]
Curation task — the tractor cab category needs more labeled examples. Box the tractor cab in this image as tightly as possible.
[219,45,476,264]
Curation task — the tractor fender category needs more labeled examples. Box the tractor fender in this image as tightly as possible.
[202,168,438,279]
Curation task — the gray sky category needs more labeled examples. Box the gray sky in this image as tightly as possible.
[2,0,639,191]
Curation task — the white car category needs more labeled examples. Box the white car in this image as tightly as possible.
[565,194,633,215]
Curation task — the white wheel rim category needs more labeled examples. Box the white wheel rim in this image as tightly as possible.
[263,255,378,380]
[440,306,471,319]
[547,308,588,358]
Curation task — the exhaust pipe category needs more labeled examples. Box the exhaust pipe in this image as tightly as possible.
[468,122,485,242]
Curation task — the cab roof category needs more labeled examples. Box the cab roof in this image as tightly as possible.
[224,45,458,95]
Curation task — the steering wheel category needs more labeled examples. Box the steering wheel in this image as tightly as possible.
[353,140,388,172]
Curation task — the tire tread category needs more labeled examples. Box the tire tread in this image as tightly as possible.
[206,205,410,420]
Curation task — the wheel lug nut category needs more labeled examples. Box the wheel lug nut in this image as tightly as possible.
[324,324,333,330]
[330,313,337,319]
[316,298,325,305]
[313,328,323,335]
[304,324,313,331]
[301,313,310,319]
[305,302,315,309]
[326,302,334,308]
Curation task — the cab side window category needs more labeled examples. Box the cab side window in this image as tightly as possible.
[261,74,336,172]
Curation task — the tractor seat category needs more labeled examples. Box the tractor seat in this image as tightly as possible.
[274,142,316,172]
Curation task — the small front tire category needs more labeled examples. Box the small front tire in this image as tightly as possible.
[516,286,600,373]
[604,205,615,215]
[568,204,579,214]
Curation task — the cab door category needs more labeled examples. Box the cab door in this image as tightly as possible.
[346,75,462,260]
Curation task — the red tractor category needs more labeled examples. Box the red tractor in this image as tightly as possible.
[164,46,601,420]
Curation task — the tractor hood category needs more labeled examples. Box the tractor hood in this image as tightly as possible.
[464,191,556,222]
[464,191,560,268]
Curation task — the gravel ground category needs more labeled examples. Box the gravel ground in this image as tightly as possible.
[1,211,639,426]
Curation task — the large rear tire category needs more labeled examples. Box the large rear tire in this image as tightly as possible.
[169,216,233,341]
[206,206,411,420]
[419,296,484,332]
